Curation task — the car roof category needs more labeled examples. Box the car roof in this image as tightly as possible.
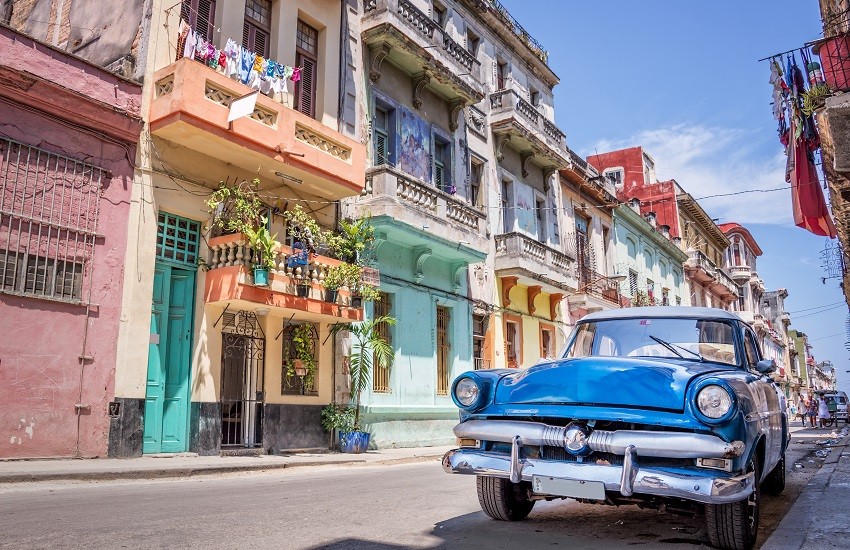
[580,306,743,322]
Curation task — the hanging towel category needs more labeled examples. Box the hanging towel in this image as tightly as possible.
[183,30,198,59]
[176,19,190,61]
[291,66,301,82]
[240,49,256,84]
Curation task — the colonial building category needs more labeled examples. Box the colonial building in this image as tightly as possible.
[612,199,689,307]
[763,289,795,397]
[0,25,142,458]
[588,146,737,310]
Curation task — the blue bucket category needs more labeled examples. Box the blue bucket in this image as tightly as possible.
[339,431,370,453]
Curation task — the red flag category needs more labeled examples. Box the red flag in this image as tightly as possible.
[787,119,836,238]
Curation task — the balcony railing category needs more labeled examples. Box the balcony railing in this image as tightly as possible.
[494,232,575,284]
[363,0,483,98]
[489,89,569,165]
[576,267,621,305]
[474,358,492,370]
[686,249,717,281]
[482,0,548,64]
[712,268,739,298]
[728,264,752,281]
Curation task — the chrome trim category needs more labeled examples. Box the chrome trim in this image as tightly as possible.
[453,420,744,459]
[510,435,523,483]
[442,448,755,504]
[620,445,636,497]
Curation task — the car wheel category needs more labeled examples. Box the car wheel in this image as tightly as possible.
[705,460,760,550]
[761,453,786,496]
[476,475,535,521]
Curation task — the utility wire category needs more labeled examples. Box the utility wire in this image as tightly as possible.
[788,301,846,314]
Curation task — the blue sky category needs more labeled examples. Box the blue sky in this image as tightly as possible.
[499,1,849,390]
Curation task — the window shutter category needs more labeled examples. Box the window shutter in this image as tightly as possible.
[296,55,317,118]
[197,0,216,41]
[435,164,444,189]
[254,29,268,58]
[374,131,387,165]
[242,21,250,49]
[180,0,191,24]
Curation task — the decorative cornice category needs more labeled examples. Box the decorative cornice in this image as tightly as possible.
[369,43,392,83]
[451,262,466,293]
[449,98,465,132]
[412,245,432,283]
[412,72,431,109]
[501,276,519,307]
[549,293,564,321]
[527,285,542,315]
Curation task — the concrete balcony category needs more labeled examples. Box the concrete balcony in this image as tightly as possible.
[780,312,791,325]
[490,89,570,173]
[494,232,575,294]
[149,59,366,200]
[204,234,363,323]
[354,165,488,265]
[823,92,850,172]
[685,249,717,284]
[711,268,739,302]
[728,264,752,282]
[363,0,485,107]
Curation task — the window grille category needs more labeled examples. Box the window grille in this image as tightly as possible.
[540,327,554,359]
[505,320,519,368]
[628,270,638,297]
[281,323,319,395]
[0,137,105,304]
[472,314,487,369]
[436,306,451,395]
[373,292,392,393]
[156,212,201,267]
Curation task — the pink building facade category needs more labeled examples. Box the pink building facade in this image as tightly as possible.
[0,26,141,458]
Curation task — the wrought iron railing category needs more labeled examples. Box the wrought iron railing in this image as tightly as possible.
[489,89,567,150]
[687,249,717,278]
[577,266,621,305]
[483,0,548,64]
[474,357,492,370]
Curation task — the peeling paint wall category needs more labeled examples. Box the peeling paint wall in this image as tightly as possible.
[0,27,141,459]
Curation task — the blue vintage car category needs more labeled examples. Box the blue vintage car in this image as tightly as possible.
[443,307,788,550]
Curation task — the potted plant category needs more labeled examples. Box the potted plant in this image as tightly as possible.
[243,219,278,286]
[320,403,356,447]
[322,262,361,304]
[350,283,381,308]
[205,178,264,236]
[329,315,396,453]
[327,216,375,264]
[283,323,317,394]
[282,205,327,253]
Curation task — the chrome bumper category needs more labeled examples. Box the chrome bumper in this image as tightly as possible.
[442,445,754,504]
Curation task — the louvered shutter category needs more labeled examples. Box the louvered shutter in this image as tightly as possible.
[296,54,317,118]
[242,21,250,49]
[180,0,191,24]
[197,0,216,41]
[374,132,387,165]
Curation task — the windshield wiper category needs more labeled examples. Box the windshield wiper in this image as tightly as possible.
[648,335,704,361]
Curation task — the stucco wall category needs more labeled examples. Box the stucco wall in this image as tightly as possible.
[0,99,136,459]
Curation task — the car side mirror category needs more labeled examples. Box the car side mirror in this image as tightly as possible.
[755,359,777,374]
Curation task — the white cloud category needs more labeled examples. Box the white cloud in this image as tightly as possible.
[589,124,793,226]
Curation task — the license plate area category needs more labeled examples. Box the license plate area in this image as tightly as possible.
[531,475,606,500]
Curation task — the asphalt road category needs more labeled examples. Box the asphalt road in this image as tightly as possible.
[0,425,836,550]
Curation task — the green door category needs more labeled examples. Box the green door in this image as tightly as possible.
[143,263,195,453]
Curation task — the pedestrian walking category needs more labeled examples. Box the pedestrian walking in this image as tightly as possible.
[789,401,798,425]
[806,398,817,427]
[818,393,831,428]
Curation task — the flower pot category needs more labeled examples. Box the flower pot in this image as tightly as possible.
[295,282,310,298]
[815,34,850,92]
[324,289,338,303]
[253,267,269,286]
[351,295,363,308]
[339,431,370,453]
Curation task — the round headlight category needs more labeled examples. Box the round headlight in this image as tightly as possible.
[696,385,733,419]
[454,377,481,408]
[564,422,591,456]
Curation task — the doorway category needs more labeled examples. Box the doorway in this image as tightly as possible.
[220,311,265,447]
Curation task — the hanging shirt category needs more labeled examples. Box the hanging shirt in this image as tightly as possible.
[253,55,265,74]
[240,49,256,85]
[176,19,190,62]
[223,39,240,78]
[183,31,198,60]
[291,66,301,82]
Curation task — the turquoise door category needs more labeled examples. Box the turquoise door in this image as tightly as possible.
[143,263,195,453]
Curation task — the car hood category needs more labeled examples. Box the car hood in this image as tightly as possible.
[494,357,731,412]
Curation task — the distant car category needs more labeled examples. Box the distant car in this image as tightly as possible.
[443,307,788,550]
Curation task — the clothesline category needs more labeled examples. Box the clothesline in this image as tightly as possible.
[175,18,303,104]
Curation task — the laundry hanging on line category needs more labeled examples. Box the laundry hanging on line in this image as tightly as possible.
[176,20,302,103]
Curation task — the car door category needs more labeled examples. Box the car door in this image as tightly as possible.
[742,326,783,475]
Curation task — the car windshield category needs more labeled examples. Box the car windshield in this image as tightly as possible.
[564,317,739,365]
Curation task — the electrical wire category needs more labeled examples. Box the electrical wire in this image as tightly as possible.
[788,301,846,314]
[792,303,847,319]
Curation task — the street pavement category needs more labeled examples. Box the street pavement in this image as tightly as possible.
[0,426,848,549]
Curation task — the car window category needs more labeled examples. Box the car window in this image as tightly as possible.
[564,317,738,365]
[743,329,759,366]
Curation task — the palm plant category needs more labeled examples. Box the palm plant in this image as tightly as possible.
[331,315,396,429]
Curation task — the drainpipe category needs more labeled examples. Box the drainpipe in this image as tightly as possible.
[337,0,348,135]
[74,236,99,457]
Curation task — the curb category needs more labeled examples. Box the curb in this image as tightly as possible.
[0,452,446,484]
[760,430,850,550]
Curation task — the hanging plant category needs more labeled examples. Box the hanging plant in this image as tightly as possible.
[205,178,265,236]
[284,323,317,392]
[802,84,832,116]
[282,205,328,252]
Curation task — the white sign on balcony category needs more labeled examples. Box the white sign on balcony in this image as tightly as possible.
[227,91,259,123]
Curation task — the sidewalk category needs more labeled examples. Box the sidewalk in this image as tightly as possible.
[0,445,455,484]
[761,426,850,549]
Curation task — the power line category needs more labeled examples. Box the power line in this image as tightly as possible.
[793,303,847,319]
[788,301,846,314]
[808,332,845,342]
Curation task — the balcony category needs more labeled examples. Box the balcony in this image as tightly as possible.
[749,272,766,293]
[489,89,570,173]
[204,234,363,323]
[494,232,575,294]
[149,59,366,200]
[354,165,488,265]
[458,0,556,86]
[567,267,622,312]
[685,249,717,284]
[728,264,752,282]
[561,148,618,203]
[363,0,485,107]
[711,267,739,301]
